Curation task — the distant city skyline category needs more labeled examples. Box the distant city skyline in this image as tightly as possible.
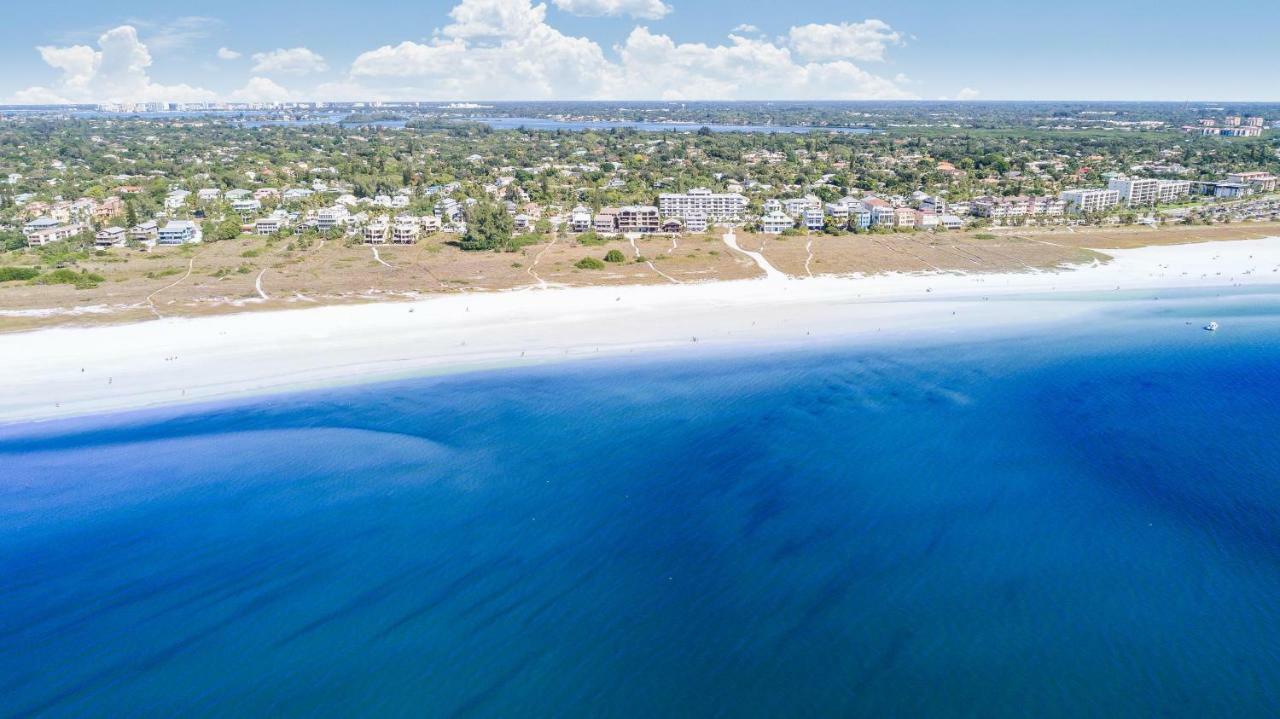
[4,0,1278,105]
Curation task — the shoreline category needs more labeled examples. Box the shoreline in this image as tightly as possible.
[2,236,1278,426]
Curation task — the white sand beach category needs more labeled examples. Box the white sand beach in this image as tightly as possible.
[2,236,1278,425]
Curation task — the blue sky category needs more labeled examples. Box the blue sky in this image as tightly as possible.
[5,0,1277,104]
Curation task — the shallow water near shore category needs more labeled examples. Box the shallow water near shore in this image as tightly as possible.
[3,295,1280,717]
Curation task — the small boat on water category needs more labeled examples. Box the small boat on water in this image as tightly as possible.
[1204,322,1219,332]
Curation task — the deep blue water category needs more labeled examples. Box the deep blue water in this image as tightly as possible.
[3,300,1280,717]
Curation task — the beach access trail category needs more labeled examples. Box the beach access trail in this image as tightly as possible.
[724,231,787,281]
[145,258,195,319]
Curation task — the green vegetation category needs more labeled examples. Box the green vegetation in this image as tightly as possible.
[604,249,626,263]
[0,266,40,282]
[574,256,606,270]
[460,203,515,251]
[33,268,105,289]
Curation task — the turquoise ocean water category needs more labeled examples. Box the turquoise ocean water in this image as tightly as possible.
[3,290,1279,717]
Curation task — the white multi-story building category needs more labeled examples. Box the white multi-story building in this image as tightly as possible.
[231,198,262,215]
[164,190,190,211]
[570,206,593,233]
[1108,177,1190,206]
[760,210,794,234]
[23,217,61,237]
[1156,180,1194,203]
[363,217,389,244]
[1108,177,1161,206]
[1060,188,1122,214]
[26,223,88,246]
[157,220,202,245]
[316,205,351,232]
[392,216,420,244]
[870,205,897,227]
[683,210,708,233]
[1028,197,1067,216]
[658,188,747,222]
[435,198,463,222]
[783,196,822,217]
[803,207,825,231]
[255,217,284,235]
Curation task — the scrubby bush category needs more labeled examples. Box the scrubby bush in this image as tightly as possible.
[34,268,106,289]
[0,267,40,282]
[575,256,605,270]
[604,249,625,263]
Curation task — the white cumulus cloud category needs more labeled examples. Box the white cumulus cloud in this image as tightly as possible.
[732,24,760,34]
[250,47,329,76]
[343,0,912,101]
[956,87,980,100]
[552,0,671,19]
[787,20,903,62]
[230,77,295,103]
[12,25,214,104]
[217,47,242,60]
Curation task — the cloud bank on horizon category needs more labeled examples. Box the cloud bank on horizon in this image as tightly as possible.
[10,0,923,104]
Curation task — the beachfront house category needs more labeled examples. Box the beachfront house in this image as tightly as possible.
[683,210,708,233]
[570,206,592,233]
[157,220,202,245]
[164,190,190,211]
[22,217,61,237]
[316,205,352,232]
[25,222,88,246]
[95,226,127,247]
[231,198,262,215]
[129,221,159,243]
[761,210,794,234]
[616,206,661,234]
[783,196,822,217]
[255,216,285,236]
[363,217,389,244]
[392,216,420,244]
[594,208,619,233]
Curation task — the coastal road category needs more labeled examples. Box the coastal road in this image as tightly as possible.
[723,231,788,281]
